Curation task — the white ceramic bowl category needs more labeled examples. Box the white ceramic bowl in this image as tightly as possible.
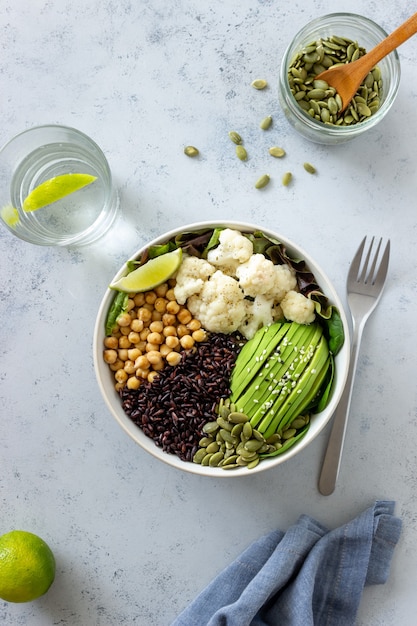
[93,221,350,476]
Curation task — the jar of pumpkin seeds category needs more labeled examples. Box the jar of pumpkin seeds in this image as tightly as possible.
[278,13,401,144]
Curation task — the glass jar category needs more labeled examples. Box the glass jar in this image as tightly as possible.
[278,13,401,144]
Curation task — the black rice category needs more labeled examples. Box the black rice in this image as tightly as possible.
[119,333,243,462]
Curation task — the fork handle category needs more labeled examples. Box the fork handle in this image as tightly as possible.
[318,321,364,495]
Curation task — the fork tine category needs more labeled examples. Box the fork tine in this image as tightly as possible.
[347,236,366,283]
[374,239,390,288]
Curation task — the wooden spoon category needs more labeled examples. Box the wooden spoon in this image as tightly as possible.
[315,12,417,112]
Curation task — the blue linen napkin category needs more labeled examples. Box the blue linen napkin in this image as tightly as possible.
[171,500,401,626]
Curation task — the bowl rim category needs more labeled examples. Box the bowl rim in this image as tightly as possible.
[93,220,351,477]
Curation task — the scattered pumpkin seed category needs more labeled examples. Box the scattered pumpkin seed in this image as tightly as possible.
[255,174,270,189]
[228,130,243,145]
[303,162,316,174]
[236,145,248,161]
[282,172,292,186]
[260,115,272,130]
[269,146,285,158]
[183,145,199,157]
[251,78,268,90]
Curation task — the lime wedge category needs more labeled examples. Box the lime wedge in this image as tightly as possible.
[1,204,20,227]
[110,248,183,293]
[23,173,97,212]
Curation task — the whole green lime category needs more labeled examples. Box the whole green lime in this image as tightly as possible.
[0,530,56,602]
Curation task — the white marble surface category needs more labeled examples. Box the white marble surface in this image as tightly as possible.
[1,0,417,624]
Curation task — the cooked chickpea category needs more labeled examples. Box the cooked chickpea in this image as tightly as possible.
[109,359,124,371]
[159,343,172,357]
[128,331,141,344]
[180,335,195,350]
[130,319,144,333]
[103,349,118,364]
[177,324,190,338]
[177,308,192,324]
[135,355,150,370]
[146,351,163,366]
[166,300,180,314]
[145,291,157,305]
[149,320,164,333]
[162,313,177,327]
[147,332,163,345]
[127,376,141,390]
[124,360,136,375]
[154,297,167,313]
[120,326,131,336]
[145,342,160,353]
[136,367,150,379]
[192,329,207,342]
[147,371,160,383]
[126,298,135,311]
[127,348,141,361]
[187,319,201,331]
[104,336,119,349]
[133,293,145,306]
[117,312,131,327]
[115,369,128,383]
[118,336,131,349]
[151,310,162,322]
[165,288,176,301]
[166,351,182,366]
[140,328,151,341]
[163,325,177,337]
[165,335,180,349]
[115,382,125,392]
[138,308,152,323]
[155,283,169,297]
[118,348,129,361]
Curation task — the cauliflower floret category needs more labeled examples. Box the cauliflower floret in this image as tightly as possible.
[235,254,277,298]
[280,290,316,324]
[186,270,246,333]
[270,264,297,301]
[206,228,253,275]
[173,254,215,305]
[238,294,274,339]
[235,255,297,301]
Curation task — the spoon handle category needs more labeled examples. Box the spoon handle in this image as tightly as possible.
[362,11,417,69]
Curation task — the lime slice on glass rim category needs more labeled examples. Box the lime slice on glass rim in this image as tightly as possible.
[22,173,97,212]
[110,247,183,293]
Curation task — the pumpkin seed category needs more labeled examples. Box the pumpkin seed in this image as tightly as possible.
[244,439,264,452]
[260,115,272,130]
[199,436,214,447]
[206,441,220,454]
[269,146,285,158]
[255,174,270,189]
[228,130,242,145]
[193,448,208,464]
[282,172,292,186]
[303,162,316,174]
[209,451,225,467]
[184,145,199,157]
[251,78,267,90]
[242,422,253,439]
[202,421,219,435]
[228,411,249,424]
[236,145,248,161]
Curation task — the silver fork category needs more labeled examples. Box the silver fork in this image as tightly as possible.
[318,236,390,496]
